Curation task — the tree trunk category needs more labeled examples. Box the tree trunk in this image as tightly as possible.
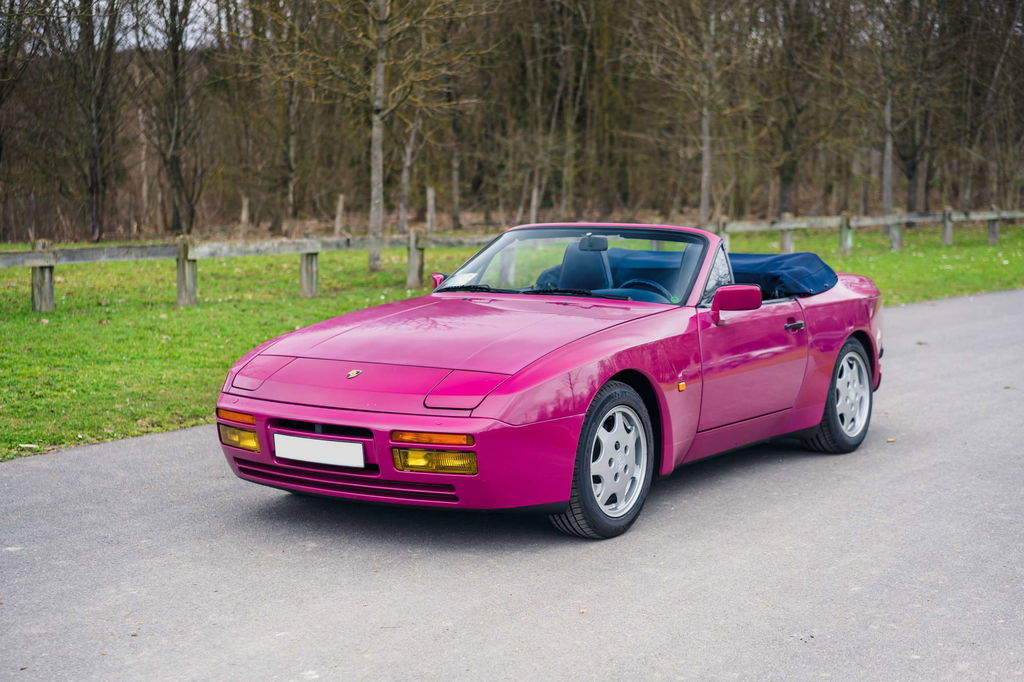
[699,103,711,226]
[778,159,797,217]
[905,158,919,215]
[139,107,148,231]
[333,193,345,237]
[561,125,575,220]
[168,154,192,234]
[88,135,102,241]
[285,77,299,225]
[450,148,461,229]
[426,186,436,232]
[240,193,250,238]
[399,115,420,233]
[921,156,932,213]
[367,0,388,271]
[699,11,715,226]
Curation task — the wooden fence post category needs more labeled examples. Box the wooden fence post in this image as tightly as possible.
[780,212,794,254]
[890,221,902,252]
[300,250,319,297]
[426,187,436,233]
[780,230,795,253]
[839,213,853,255]
[176,237,197,306]
[406,229,424,288]
[989,207,1000,245]
[31,239,54,312]
[942,206,954,245]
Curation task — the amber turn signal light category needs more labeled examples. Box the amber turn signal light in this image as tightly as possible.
[218,424,260,452]
[391,431,475,446]
[392,448,477,475]
[216,408,256,425]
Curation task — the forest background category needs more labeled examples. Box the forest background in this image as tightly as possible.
[1,0,1022,262]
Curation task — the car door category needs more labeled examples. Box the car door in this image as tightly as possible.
[696,247,809,431]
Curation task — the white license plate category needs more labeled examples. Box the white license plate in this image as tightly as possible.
[273,433,365,468]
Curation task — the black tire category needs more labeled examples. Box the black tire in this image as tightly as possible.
[802,337,873,454]
[549,381,655,539]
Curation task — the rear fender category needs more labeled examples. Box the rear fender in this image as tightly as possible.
[782,275,882,433]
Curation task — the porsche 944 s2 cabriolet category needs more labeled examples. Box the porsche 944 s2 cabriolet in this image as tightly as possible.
[216,223,882,538]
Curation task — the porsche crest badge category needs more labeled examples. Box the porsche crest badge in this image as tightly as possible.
[346,369,363,379]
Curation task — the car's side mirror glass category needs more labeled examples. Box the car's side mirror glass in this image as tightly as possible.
[710,284,761,324]
[430,273,447,288]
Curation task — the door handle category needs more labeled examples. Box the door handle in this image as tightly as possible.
[784,320,805,331]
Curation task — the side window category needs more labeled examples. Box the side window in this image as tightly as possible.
[699,247,734,306]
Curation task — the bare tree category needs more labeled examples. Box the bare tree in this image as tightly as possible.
[37,0,129,241]
[397,109,422,233]
[0,0,49,169]
[869,0,953,213]
[0,0,50,240]
[744,0,857,216]
[259,0,484,269]
[132,0,206,234]
[641,0,742,225]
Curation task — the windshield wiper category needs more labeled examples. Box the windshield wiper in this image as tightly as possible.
[436,284,518,294]
[522,288,628,300]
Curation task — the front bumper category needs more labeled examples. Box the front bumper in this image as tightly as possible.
[216,393,583,510]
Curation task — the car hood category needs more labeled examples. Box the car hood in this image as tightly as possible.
[225,294,665,414]
[263,293,661,374]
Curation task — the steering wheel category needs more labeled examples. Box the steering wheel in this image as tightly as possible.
[620,278,673,300]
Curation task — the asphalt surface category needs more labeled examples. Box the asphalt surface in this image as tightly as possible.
[3,290,1024,681]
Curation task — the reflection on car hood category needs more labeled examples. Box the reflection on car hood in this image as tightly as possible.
[264,294,662,374]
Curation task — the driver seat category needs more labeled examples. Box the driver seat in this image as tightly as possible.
[558,242,613,290]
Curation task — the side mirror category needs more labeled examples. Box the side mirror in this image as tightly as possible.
[710,284,761,325]
[430,273,447,288]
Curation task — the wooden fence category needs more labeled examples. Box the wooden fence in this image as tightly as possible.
[717,208,1024,253]
[1,208,1021,312]
[0,233,492,312]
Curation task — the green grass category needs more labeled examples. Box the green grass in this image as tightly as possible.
[0,246,477,459]
[1,223,1021,459]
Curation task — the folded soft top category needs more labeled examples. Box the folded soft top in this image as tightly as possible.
[728,252,838,299]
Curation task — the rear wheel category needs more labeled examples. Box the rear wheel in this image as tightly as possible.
[549,381,655,539]
[803,337,873,453]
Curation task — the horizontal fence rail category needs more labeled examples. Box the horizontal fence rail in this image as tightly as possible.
[1,232,493,312]
[714,208,1024,254]
[1,208,1021,312]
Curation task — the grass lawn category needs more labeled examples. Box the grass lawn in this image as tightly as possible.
[1,222,1021,459]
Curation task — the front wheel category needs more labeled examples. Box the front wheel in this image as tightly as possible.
[549,381,655,539]
[803,337,873,453]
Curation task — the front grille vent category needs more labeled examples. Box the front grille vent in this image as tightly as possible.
[270,418,373,440]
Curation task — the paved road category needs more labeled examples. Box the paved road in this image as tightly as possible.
[3,291,1024,681]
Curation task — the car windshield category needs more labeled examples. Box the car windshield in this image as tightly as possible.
[436,226,706,304]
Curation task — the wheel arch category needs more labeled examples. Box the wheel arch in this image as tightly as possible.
[608,369,666,478]
[849,329,876,381]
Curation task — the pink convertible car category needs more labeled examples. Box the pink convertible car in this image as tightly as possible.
[216,223,882,538]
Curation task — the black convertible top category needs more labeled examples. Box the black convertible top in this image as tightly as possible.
[728,252,839,299]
